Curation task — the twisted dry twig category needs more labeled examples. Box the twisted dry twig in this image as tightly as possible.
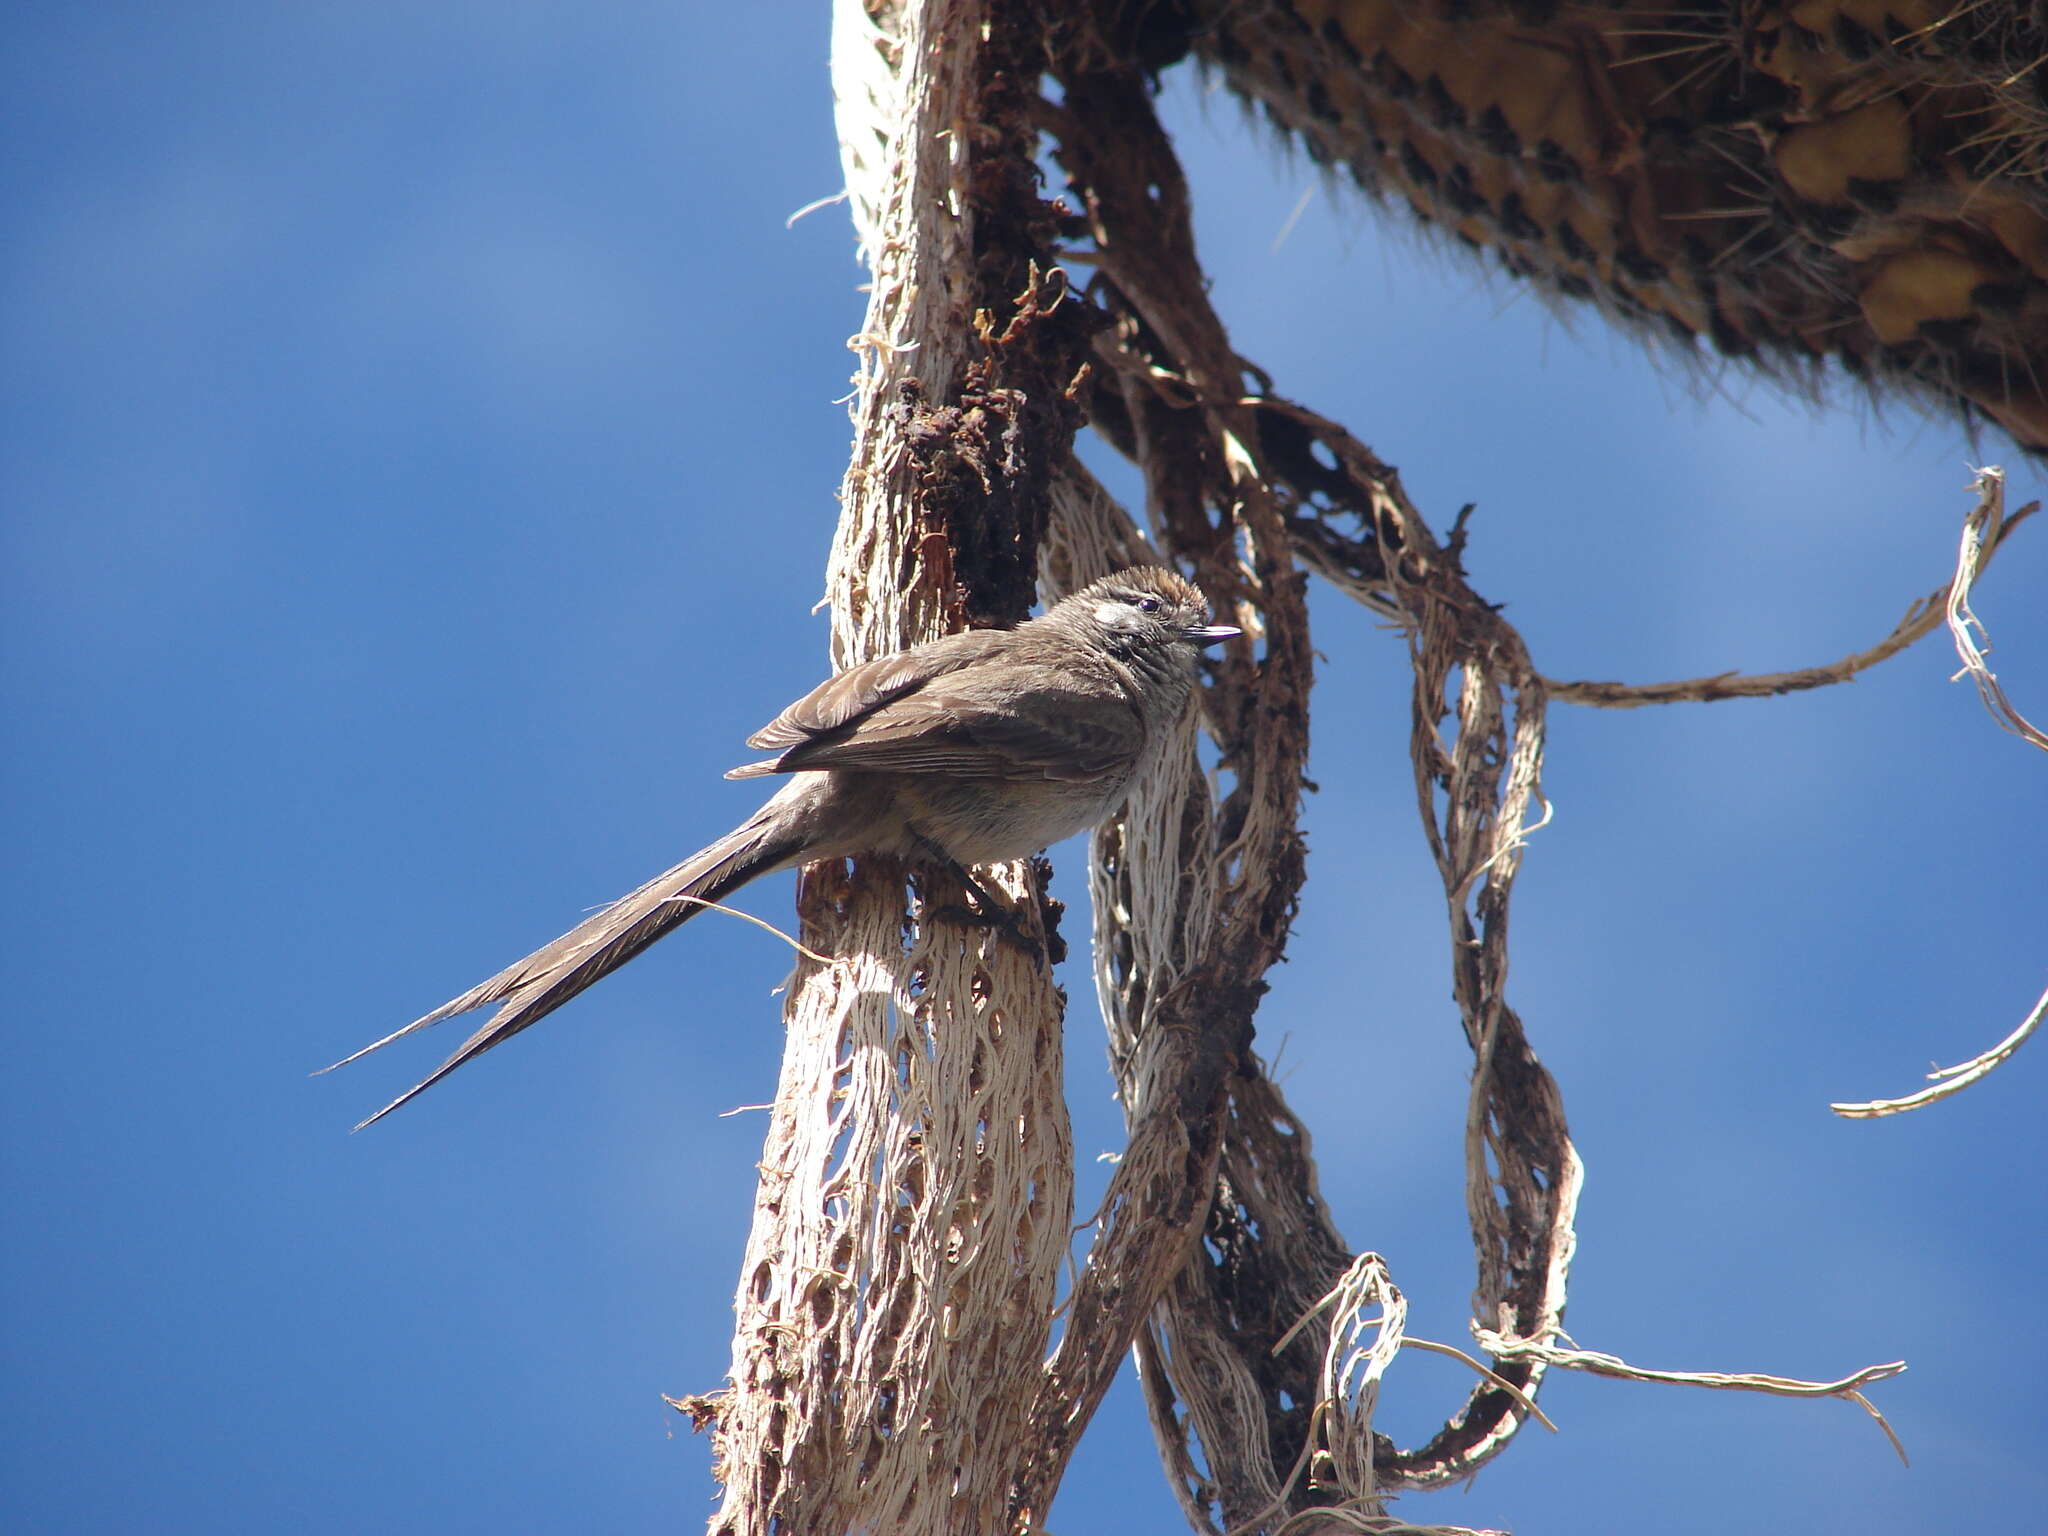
[1831,467,2044,1118]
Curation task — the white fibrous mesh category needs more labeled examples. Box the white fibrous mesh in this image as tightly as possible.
[710,4,1075,1533]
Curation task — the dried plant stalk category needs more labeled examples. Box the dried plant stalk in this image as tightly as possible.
[1545,485,2037,710]
[1831,978,2047,1119]
[709,4,1090,1531]
[1047,33,1909,1520]
[1943,469,2048,754]
[1386,526,1581,1489]
[1043,51,1576,1525]
[1472,1331,1910,1466]
[1036,56,1340,1533]
[1832,467,2045,1118]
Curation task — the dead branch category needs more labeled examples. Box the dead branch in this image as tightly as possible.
[1543,494,2038,710]
[1944,469,2048,753]
[1044,51,1932,1517]
[1044,53,1580,1524]
[711,5,1097,1532]
[1831,978,2047,1119]
[1013,55,1320,1524]
[1473,1331,1910,1467]
[1829,469,2045,1118]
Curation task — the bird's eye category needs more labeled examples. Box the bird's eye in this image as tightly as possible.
[1137,596,1162,613]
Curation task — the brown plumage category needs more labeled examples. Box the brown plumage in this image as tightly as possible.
[325,566,1236,1127]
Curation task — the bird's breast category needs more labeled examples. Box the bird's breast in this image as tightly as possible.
[896,771,1132,866]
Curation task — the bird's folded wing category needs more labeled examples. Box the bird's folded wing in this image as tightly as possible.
[743,629,1013,753]
[750,664,1143,782]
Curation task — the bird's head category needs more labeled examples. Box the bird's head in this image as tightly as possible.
[1061,566,1238,657]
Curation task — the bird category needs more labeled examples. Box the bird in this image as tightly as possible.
[326,565,1238,1127]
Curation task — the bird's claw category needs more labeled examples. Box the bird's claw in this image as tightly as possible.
[920,898,1045,961]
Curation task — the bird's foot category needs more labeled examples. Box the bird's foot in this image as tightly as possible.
[922,899,1044,961]
[914,869,1041,962]
[906,836,1049,961]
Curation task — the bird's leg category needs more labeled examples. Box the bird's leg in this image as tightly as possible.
[907,832,1044,960]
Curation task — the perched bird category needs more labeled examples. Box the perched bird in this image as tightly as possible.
[328,565,1237,1126]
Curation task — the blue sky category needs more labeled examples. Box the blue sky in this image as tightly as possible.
[5,6,2044,1533]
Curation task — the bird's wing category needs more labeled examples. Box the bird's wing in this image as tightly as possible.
[741,628,1014,754]
[746,661,1143,783]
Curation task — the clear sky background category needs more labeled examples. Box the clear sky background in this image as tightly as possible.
[6,7,2045,1534]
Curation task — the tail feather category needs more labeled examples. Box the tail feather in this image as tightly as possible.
[328,815,798,1128]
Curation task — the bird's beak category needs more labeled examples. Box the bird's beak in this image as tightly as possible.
[1188,624,1240,646]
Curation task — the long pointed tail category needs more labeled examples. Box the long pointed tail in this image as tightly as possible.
[326,809,801,1128]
